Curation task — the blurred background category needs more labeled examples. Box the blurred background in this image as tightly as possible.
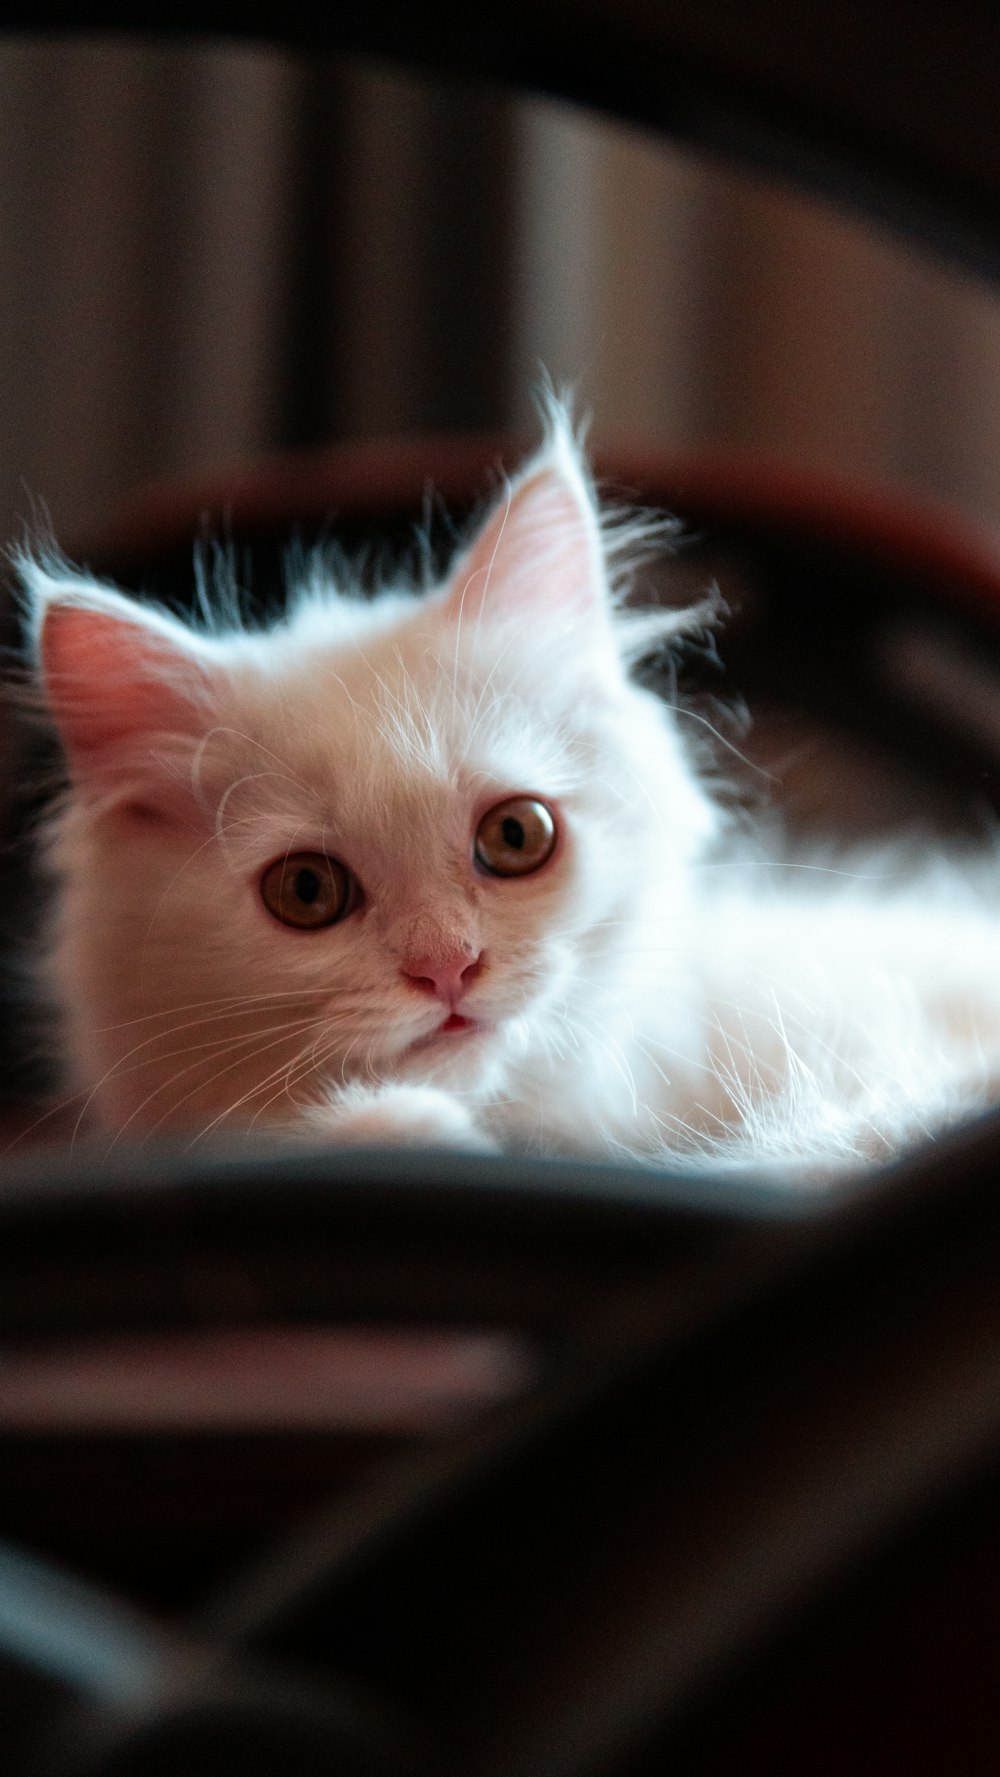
[3,37,1000,549]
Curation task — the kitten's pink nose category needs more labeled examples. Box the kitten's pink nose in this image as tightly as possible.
[402,951,484,1004]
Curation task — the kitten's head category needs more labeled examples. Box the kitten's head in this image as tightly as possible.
[20,404,718,1139]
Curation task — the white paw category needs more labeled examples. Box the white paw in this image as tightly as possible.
[301,1084,498,1153]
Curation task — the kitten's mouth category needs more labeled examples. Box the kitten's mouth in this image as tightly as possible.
[409,1011,487,1053]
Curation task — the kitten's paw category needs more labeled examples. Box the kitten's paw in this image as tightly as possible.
[301,1084,497,1153]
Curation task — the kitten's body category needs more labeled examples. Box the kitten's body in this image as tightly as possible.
[21,408,1000,1174]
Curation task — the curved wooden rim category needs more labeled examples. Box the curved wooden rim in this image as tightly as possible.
[80,429,1000,623]
[7,2,1000,280]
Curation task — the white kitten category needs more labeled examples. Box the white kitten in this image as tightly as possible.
[18,404,1000,1172]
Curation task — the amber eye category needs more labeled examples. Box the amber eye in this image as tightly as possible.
[260,852,352,929]
[474,797,557,877]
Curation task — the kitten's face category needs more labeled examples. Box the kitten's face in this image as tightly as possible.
[29,423,714,1138]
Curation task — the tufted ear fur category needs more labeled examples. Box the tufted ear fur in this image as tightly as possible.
[446,412,611,633]
[20,560,211,784]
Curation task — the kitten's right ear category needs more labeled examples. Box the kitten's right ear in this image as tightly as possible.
[19,557,210,777]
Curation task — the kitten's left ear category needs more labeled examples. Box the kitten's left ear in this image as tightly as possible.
[447,415,610,629]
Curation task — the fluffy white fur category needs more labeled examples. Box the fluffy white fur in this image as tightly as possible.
[18,403,1000,1175]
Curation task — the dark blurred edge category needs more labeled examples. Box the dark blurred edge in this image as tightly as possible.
[1,2,999,281]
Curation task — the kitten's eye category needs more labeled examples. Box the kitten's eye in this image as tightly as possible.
[474,797,557,877]
[260,852,352,929]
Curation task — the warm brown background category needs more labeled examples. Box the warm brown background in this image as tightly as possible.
[2,38,1000,549]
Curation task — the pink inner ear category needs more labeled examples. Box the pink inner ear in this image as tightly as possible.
[42,604,201,768]
[450,459,605,623]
